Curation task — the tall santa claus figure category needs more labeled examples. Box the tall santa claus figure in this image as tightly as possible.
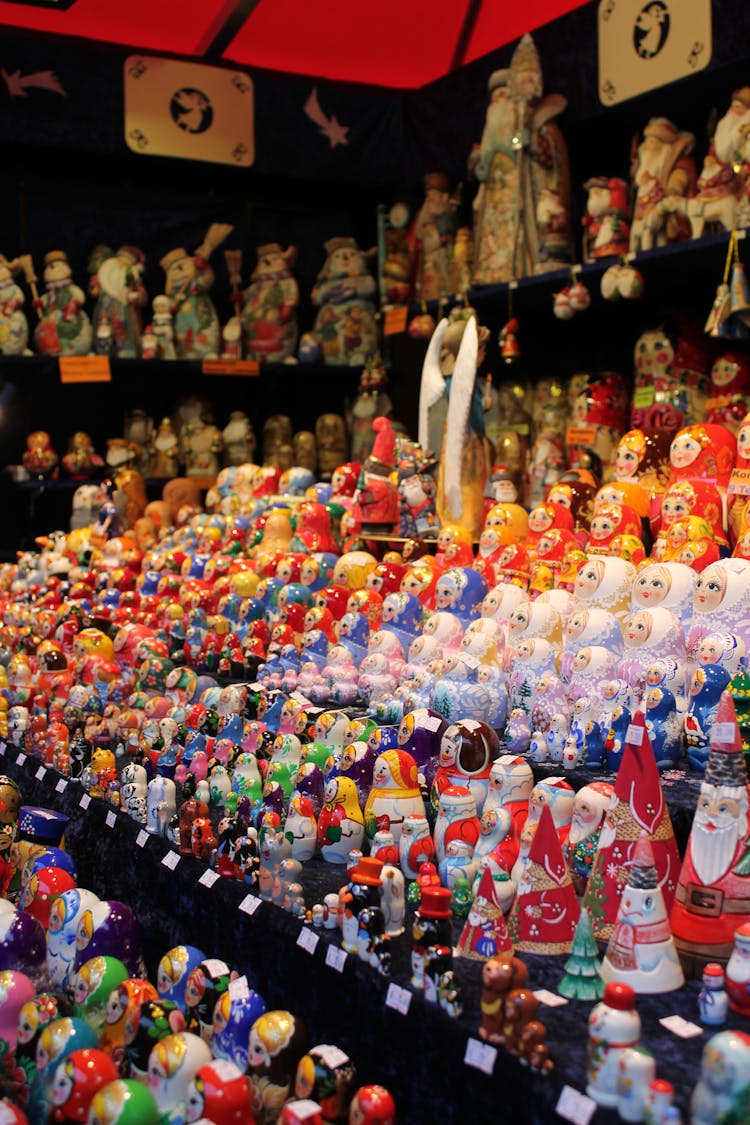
[672,691,750,976]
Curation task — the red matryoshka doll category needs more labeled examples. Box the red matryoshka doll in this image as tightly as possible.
[348,1085,396,1125]
[247,1010,308,1125]
[655,479,728,553]
[493,542,530,589]
[681,534,722,572]
[669,423,736,492]
[630,321,709,430]
[473,525,515,587]
[567,371,630,476]
[546,478,597,546]
[366,560,406,599]
[662,516,718,567]
[346,588,383,631]
[705,352,750,432]
[586,503,645,564]
[728,410,750,542]
[526,503,575,559]
[434,523,473,570]
[331,461,361,508]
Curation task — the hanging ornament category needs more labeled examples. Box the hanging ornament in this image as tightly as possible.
[600,264,622,301]
[409,300,437,340]
[499,317,520,363]
[706,230,748,339]
[569,278,591,312]
[601,258,644,302]
[553,288,574,320]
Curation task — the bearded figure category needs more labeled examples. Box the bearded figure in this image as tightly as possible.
[567,781,615,895]
[689,88,750,238]
[88,244,147,358]
[629,117,696,253]
[672,694,750,976]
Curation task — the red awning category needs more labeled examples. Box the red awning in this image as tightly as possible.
[0,0,591,87]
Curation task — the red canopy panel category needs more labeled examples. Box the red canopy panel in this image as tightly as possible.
[0,0,592,87]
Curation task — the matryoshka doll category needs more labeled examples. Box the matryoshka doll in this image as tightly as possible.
[294,1044,356,1123]
[526,503,575,560]
[567,371,629,476]
[184,959,234,1042]
[689,558,750,654]
[146,1031,212,1124]
[432,785,480,865]
[48,1047,119,1123]
[348,1085,396,1125]
[247,1010,308,1125]
[668,423,736,496]
[619,607,687,702]
[585,503,645,564]
[630,321,709,431]
[547,477,597,547]
[431,720,499,816]
[363,750,424,846]
[610,428,672,499]
[87,1077,161,1125]
[184,1059,253,1124]
[156,945,206,1011]
[705,353,750,432]
[728,409,750,542]
[573,556,636,624]
[318,777,364,864]
[212,988,267,1072]
[631,560,695,630]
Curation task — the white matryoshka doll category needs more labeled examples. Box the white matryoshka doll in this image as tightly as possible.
[508,637,559,713]
[147,1030,212,1121]
[460,617,503,666]
[561,606,623,685]
[631,561,696,631]
[696,631,748,681]
[687,558,750,669]
[573,556,637,624]
[536,587,575,623]
[420,610,465,653]
[619,606,687,703]
[566,645,620,708]
[479,583,528,630]
[507,599,564,649]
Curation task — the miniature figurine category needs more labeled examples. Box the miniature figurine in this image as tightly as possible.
[349,354,393,464]
[33,250,93,355]
[88,244,147,357]
[587,982,641,1108]
[699,963,729,1026]
[688,88,750,238]
[629,118,696,254]
[691,1029,750,1125]
[0,254,29,354]
[160,224,233,359]
[309,237,378,365]
[410,172,459,301]
[241,243,299,363]
[582,177,630,261]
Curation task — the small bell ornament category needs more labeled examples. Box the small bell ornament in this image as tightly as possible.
[728,259,750,338]
[705,282,732,337]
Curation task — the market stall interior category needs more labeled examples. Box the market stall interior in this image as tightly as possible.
[1,0,750,1122]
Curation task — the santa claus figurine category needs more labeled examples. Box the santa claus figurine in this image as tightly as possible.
[351,417,399,532]
[672,692,750,977]
[582,177,630,262]
[629,117,696,254]
[689,87,750,238]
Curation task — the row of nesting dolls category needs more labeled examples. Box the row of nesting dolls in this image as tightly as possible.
[0,233,386,367]
[0,791,393,1125]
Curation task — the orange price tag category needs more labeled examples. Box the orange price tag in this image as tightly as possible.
[383,306,408,336]
[202,359,260,376]
[565,425,597,446]
[59,356,112,383]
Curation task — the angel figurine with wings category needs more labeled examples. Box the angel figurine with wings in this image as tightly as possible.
[418,307,493,539]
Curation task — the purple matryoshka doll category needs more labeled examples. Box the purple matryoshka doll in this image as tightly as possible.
[562,606,623,685]
[74,900,143,979]
[0,909,46,986]
[0,969,35,1050]
[379,592,424,654]
[397,708,447,792]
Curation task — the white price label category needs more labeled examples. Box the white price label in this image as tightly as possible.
[105,810,117,828]
[79,794,91,810]
[0,742,5,755]
[228,975,249,1001]
[461,654,479,670]
[161,851,180,870]
[317,1045,349,1069]
[239,894,262,915]
[533,989,569,1007]
[249,683,263,692]
[297,927,319,955]
[35,765,46,781]
[422,715,443,732]
[290,691,313,706]
[202,958,229,976]
[325,945,347,973]
[55,778,67,793]
[284,1103,321,1122]
[659,1014,703,1038]
[198,869,220,888]
[385,983,411,1015]
[626,724,644,745]
[714,723,736,742]
[464,1037,497,1075]
[556,1086,597,1125]
[16,753,26,766]
[136,830,149,848]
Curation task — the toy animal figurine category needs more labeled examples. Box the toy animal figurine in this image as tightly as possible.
[160,224,233,359]
[88,244,147,357]
[469,34,572,284]
[240,243,299,363]
[32,250,93,355]
[309,237,378,366]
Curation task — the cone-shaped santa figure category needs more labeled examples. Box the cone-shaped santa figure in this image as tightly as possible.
[601,831,684,993]
[351,416,399,531]
[672,691,750,977]
[456,865,513,961]
[508,802,580,954]
[582,711,680,942]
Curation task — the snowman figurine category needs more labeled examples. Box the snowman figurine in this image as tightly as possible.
[33,250,93,355]
[160,224,233,359]
[0,255,29,354]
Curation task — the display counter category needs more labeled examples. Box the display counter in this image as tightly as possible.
[1,745,733,1125]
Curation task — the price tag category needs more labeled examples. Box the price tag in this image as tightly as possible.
[626,724,644,745]
[633,384,655,409]
[239,894,262,915]
[249,683,264,692]
[284,1104,322,1122]
[421,715,443,733]
[385,983,411,1015]
[34,766,46,781]
[198,869,220,889]
[533,989,569,1007]
[316,1045,349,1069]
[105,810,117,828]
[203,958,229,976]
[16,753,26,766]
[383,305,408,336]
[729,468,750,497]
[556,1085,597,1125]
[659,1014,703,1038]
[202,358,259,376]
[59,355,112,383]
[55,778,68,793]
[325,945,347,973]
[464,1037,497,1075]
[79,794,91,810]
[566,425,598,447]
[714,723,736,742]
[290,691,313,707]
[297,927,319,955]
[161,851,180,871]
[461,654,479,670]
[136,830,149,848]
[228,975,249,1001]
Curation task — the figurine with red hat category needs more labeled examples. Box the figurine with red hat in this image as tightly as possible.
[350,417,399,533]
[629,117,696,255]
[582,177,630,261]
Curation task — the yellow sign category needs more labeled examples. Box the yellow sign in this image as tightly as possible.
[125,55,254,167]
[202,359,260,376]
[383,306,408,336]
[599,0,711,106]
[59,356,112,384]
[633,385,655,409]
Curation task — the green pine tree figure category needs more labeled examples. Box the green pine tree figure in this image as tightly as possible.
[558,908,604,1001]
[729,670,750,754]
[720,1080,750,1125]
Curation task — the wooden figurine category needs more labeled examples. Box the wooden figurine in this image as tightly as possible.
[582,177,630,262]
[508,803,580,954]
[32,250,92,355]
[469,34,571,285]
[88,244,147,357]
[160,224,233,359]
[630,118,696,253]
[688,88,750,238]
[310,237,378,366]
[479,954,528,1044]
[409,172,459,302]
[240,243,299,363]
[0,254,29,354]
